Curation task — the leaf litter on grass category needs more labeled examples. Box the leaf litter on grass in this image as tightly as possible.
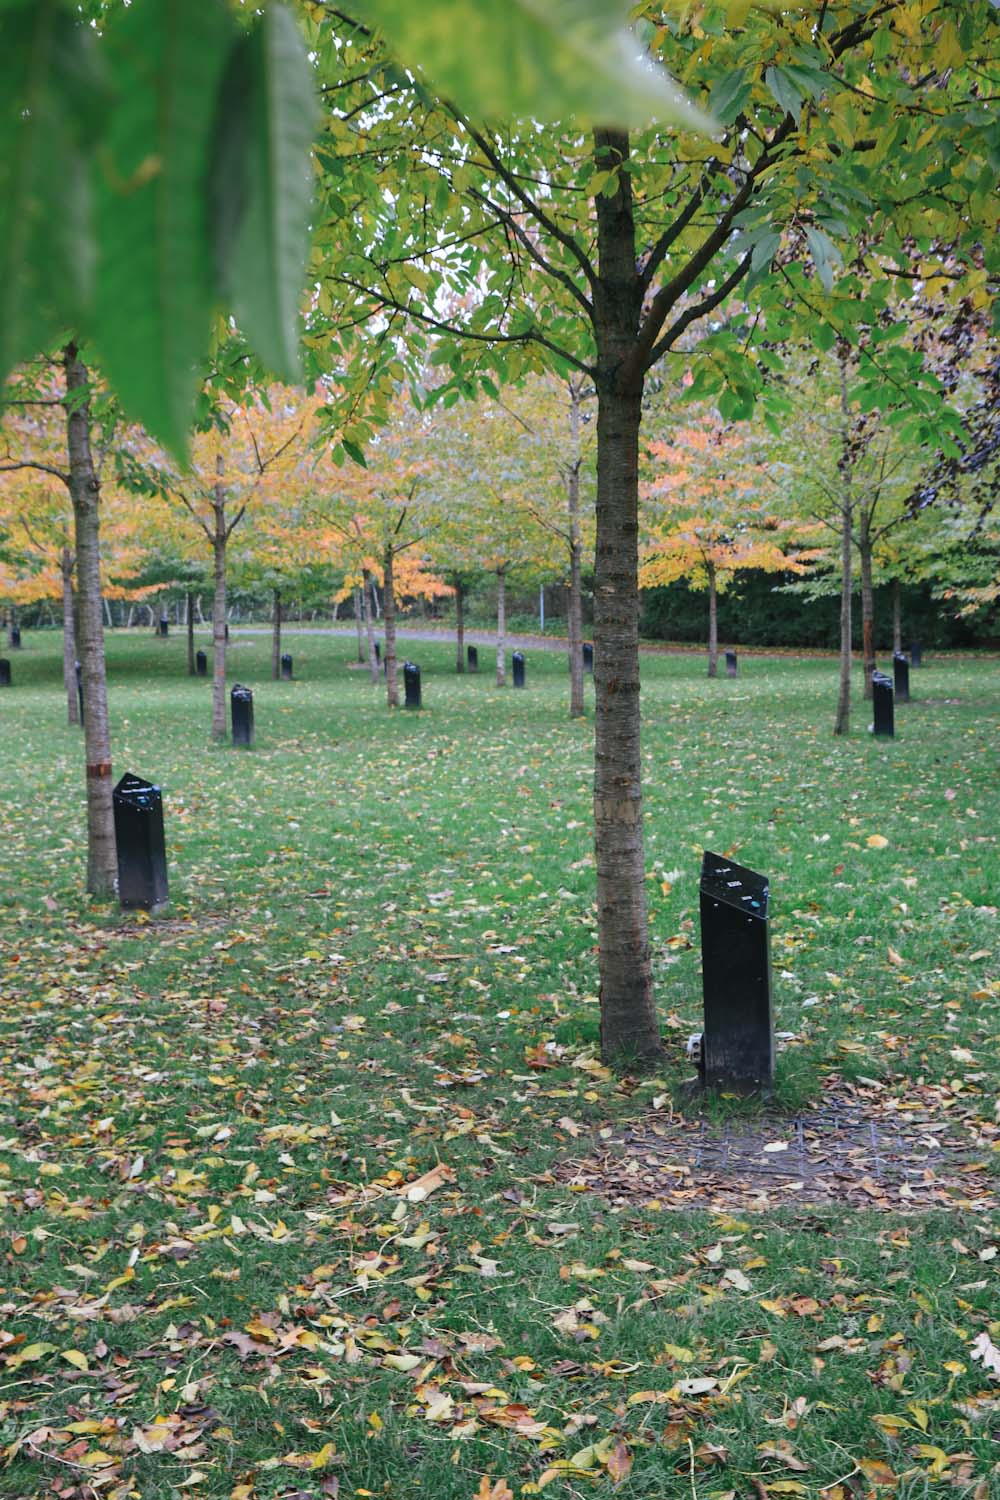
[0,635,998,1499]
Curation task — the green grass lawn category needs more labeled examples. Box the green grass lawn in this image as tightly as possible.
[1,630,997,1500]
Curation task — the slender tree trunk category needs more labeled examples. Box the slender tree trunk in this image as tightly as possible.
[567,389,585,717]
[61,542,79,725]
[860,518,875,699]
[211,459,228,742]
[707,562,719,678]
[495,566,506,686]
[196,594,205,625]
[353,587,365,660]
[592,127,660,1066]
[454,581,465,673]
[187,590,195,674]
[370,578,381,619]
[892,577,902,655]
[384,547,399,707]
[8,606,17,647]
[272,587,282,680]
[65,343,117,898]
[361,567,379,683]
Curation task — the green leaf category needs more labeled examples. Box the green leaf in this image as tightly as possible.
[93,0,235,454]
[750,231,781,272]
[804,225,841,294]
[347,0,717,133]
[764,65,803,123]
[0,1,106,381]
[210,6,317,383]
[708,68,751,125]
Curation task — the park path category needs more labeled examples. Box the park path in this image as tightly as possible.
[237,623,797,659]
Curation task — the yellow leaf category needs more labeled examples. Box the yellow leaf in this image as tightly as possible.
[61,1349,89,1371]
[914,1444,952,1478]
[7,1341,55,1369]
[627,1389,672,1406]
[759,1298,787,1318]
[767,1485,809,1495]
[663,1342,695,1363]
[866,834,889,848]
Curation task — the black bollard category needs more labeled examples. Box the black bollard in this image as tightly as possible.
[113,772,169,911]
[281,652,293,681]
[892,651,910,704]
[195,649,207,676]
[0,658,10,687]
[582,642,593,673]
[158,616,168,637]
[725,649,738,678]
[872,670,894,737]
[512,651,526,688]
[467,644,478,672]
[374,641,381,665]
[910,640,922,668]
[231,683,254,746]
[699,851,774,1093]
[403,660,421,709]
[10,625,21,649]
[75,659,84,724]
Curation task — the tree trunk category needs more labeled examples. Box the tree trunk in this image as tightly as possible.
[187,590,195,674]
[567,386,585,717]
[353,587,364,660]
[892,577,902,655]
[495,566,506,686]
[860,518,875,699]
[61,542,79,725]
[211,458,228,742]
[370,578,381,619]
[384,547,399,707]
[833,357,855,737]
[707,562,719,678]
[361,567,379,683]
[196,594,205,625]
[454,581,465,673]
[272,587,282,680]
[592,127,661,1066]
[65,343,117,898]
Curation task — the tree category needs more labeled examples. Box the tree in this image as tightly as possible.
[639,412,817,675]
[486,375,598,716]
[0,347,125,895]
[314,396,443,706]
[430,393,559,688]
[313,1,999,1061]
[141,389,307,739]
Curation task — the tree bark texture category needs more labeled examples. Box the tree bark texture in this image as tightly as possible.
[362,567,379,683]
[495,566,506,686]
[454,581,465,673]
[707,562,718,678]
[860,518,875,700]
[65,343,117,898]
[384,547,399,707]
[211,456,228,742]
[62,542,79,725]
[187,590,195,674]
[892,577,902,654]
[834,359,854,737]
[567,385,585,717]
[272,588,282,680]
[591,128,661,1065]
[354,587,365,661]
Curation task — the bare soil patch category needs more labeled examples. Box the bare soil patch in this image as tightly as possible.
[553,1081,997,1213]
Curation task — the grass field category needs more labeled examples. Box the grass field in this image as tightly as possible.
[1,630,998,1500]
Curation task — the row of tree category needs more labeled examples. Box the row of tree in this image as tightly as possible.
[1,0,998,1068]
